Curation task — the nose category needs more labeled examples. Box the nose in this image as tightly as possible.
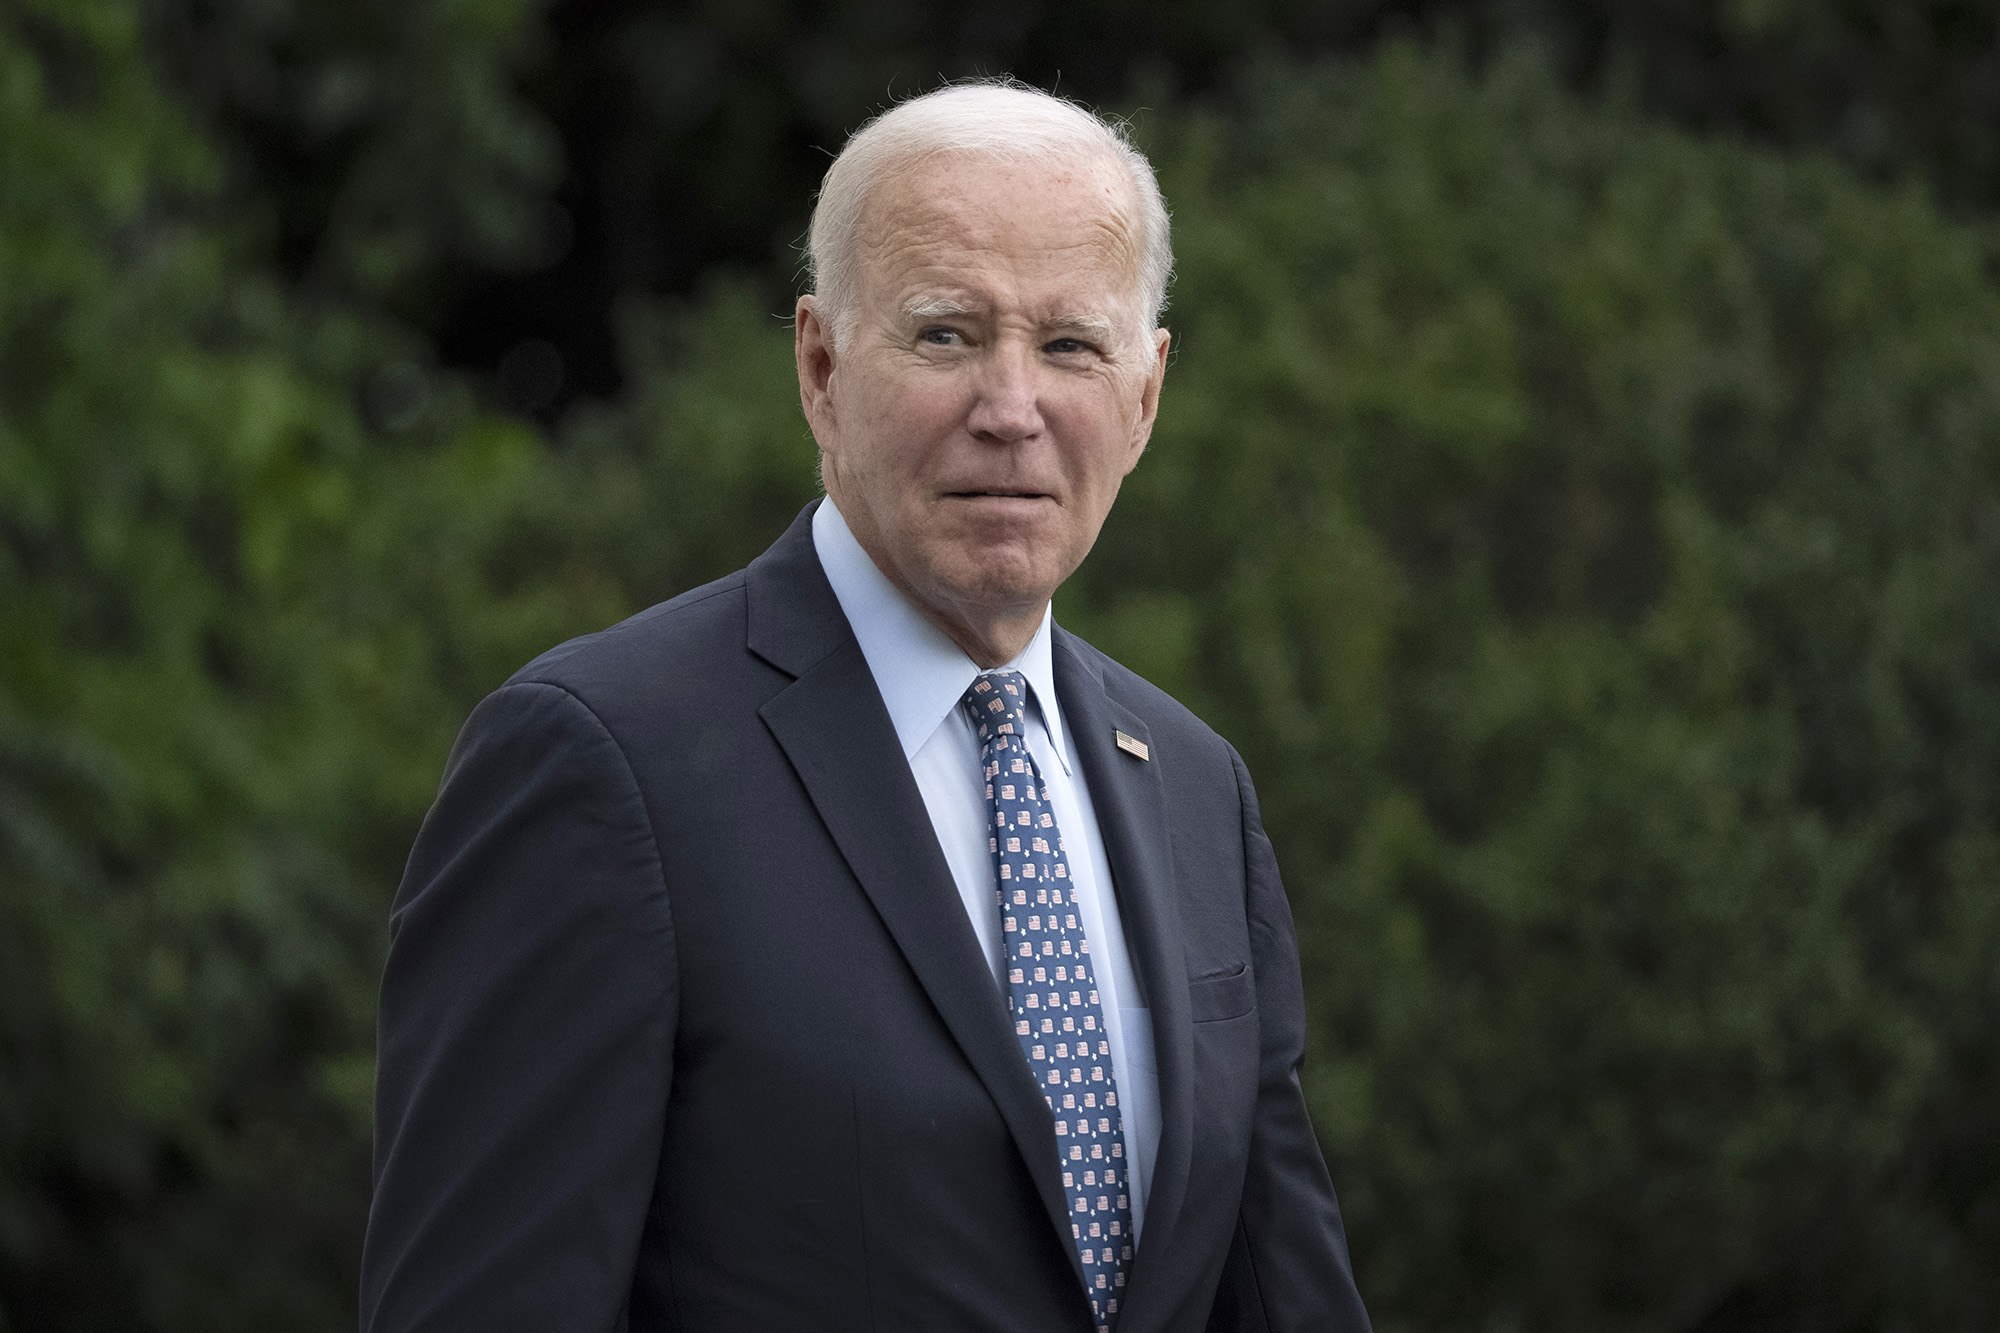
[966,342,1044,443]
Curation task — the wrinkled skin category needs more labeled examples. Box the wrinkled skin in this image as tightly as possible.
[796,152,1171,666]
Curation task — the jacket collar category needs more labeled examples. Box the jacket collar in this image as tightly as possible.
[746,504,1193,1324]
[808,497,1069,769]
[748,505,1086,1272]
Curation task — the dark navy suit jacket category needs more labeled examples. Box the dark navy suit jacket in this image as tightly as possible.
[361,505,1371,1331]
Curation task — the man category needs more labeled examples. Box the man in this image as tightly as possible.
[361,82,1371,1332]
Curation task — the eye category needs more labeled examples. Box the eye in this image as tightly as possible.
[919,326,963,346]
[1044,336,1094,356]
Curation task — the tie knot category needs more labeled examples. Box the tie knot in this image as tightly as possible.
[963,670,1032,745]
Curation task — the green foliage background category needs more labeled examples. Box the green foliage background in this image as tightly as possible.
[2,1,1996,1329]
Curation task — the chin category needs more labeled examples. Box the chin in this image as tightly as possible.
[931,545,1064,614]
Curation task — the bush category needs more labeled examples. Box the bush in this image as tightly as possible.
[0,2,572,1325]
[4,12,1995,1327]
[1066,46,2000,1331]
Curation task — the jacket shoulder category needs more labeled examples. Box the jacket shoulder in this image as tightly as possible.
[501,570,758,712]
[1057,628,1237,771]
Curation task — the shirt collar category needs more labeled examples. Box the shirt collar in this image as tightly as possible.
[811,497,1068,769]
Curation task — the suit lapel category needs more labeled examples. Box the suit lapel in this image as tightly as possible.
[746,508,1085,1275]
[1052,632,1195,1326]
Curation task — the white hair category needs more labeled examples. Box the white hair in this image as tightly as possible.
[806,79,1173,350]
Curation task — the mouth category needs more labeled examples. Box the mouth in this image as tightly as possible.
[945,489,1053,503]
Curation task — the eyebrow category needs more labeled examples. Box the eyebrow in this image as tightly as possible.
[904,296,978,321]
[1044,312,1120,343]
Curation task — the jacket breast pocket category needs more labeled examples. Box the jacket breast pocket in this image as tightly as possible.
[1186,962,1255,1023]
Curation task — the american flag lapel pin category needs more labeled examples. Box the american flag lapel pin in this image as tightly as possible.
[1113,730,1149,762]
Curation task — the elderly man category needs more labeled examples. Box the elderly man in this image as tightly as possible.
[361,82,1371,1332]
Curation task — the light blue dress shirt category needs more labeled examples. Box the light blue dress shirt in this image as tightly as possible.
[811,497,1162,1236]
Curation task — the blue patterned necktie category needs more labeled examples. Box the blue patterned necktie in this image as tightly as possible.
[964,670,1133,1332]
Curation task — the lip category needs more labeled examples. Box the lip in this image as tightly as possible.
[942,491,1058,521]
[943,490,1055,503]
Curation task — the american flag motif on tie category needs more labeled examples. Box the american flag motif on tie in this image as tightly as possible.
[964,670,1133,1332]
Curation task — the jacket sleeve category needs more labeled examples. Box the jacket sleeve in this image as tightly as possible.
[360,681,677,1332]
[1207,746,1372,1333]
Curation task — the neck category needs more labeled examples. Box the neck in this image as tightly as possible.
[926,604,1046,670]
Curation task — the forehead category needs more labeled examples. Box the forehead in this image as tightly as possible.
[853,153,1142,315]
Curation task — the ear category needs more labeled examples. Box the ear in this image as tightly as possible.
[1124,326,1171,473]
[795,296,839,450]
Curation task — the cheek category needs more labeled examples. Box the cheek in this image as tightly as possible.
[1052,399,1143,488]
[852,377,961,471]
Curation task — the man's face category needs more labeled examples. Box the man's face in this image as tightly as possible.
[796,153,1170,650]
